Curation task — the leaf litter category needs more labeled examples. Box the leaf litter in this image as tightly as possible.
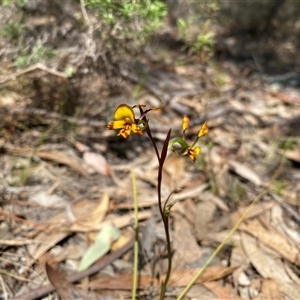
[1,18,300,300]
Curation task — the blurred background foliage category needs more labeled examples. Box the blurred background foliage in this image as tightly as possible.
[1,0,300,85]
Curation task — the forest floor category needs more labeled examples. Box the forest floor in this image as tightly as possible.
[1,3,300,300]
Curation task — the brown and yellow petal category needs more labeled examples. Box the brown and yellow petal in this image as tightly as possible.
[187,147,200,162]
[107,120,126,130]
[116,124,142,139]
[118,127,132,139]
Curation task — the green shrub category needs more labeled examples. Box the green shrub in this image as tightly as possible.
[176,1,219,62]
[1,0,24,7]
[1,21,24,41]
[86,0,167,51]
[14,45,56,68]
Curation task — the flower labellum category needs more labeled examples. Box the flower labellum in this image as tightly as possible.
[186,147,200,163]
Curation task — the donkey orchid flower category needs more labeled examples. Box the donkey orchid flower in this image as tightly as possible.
[107,104,142,139]
[107,104,162,139]
[169,115,208,163]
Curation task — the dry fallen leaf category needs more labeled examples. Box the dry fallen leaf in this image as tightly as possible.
[37,149,88,177]
[270,204,300,247]
[89,273,155,290]
[241,233,291,282]
[45,263,74,300]
[27,199,149,265]
[46,262,103,300]
[83,192,109,231]
[201,191,230,213]
[172,213,202,269]
[28,190,67,207]
[241,232,300,300]
[195,201,216,240]
[83,151,111,176]
[239,219,300,265]
[203,281,243,300]
[88,266,237,290]
[228,160,263,186]
[260,279,282,300]
[230,201,275,225]
[279,148,300,163]
[163,154,186,190]
[166,266,237,287]
[184,284,219,300]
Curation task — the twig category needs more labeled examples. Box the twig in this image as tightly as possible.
[0,269,39,284]
[190,106,268,128]
[1,106,105,128]
[0,273,9,300]
[0,63,67,86]
[0,240,37,246]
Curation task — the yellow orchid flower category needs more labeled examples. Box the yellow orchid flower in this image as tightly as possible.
[107,104,142,139]
[186,146,200,163]
[169,116,208,163]
[107,104,162,139]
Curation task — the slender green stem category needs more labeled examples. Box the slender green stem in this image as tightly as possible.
[131,172,139,300]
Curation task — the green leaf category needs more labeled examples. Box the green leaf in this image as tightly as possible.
[78,224,120,271]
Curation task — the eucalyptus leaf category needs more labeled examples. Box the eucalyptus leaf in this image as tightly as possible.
[78,224,120,271]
